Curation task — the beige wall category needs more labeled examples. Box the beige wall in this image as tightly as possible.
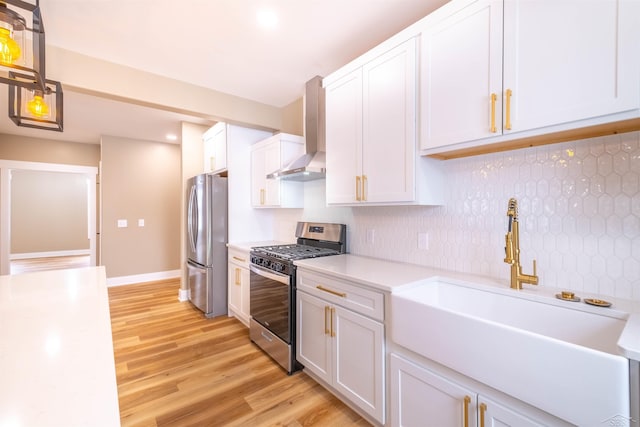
[11,170,89,253]
[0,134,100,166]
[48,47,284,132]
[281,97,304,135]
[101,136,181,278]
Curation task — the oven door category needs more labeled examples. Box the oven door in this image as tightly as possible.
[249,263,291,344]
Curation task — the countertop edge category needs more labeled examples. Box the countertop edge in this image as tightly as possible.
[618,313,640,362]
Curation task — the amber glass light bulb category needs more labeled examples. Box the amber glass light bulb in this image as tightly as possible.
[27,94,50,118]
[0,27,21,65]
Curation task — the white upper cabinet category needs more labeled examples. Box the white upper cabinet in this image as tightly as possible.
[420,0,640,153]
[203,122,228,173]
[362,41,417,204]
[420,0,502,149]
[503,0,639,132]
[325,37,443,206]
[325,69,362,205]
[250,133,304,208]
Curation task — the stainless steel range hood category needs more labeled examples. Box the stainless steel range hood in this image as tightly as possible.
[267,76,326,181]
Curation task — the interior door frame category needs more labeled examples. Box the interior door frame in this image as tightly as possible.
[0,160,98,275]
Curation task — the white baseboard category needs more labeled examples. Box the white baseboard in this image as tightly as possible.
[178,288,190,302]
[10,249,91,260]
[106,269,181,287]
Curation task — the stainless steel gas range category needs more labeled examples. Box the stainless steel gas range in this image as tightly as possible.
[249,222,347,374]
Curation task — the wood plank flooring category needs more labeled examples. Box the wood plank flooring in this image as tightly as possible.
[108,279,370,427]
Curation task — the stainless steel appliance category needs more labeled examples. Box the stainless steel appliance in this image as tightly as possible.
[266,76,326,181]
[249,222,346,374]
[186,173,228,318]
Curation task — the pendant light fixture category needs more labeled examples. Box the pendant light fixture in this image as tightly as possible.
[0,2,25,66]
[0,0,63,132]
[8,70,62,130]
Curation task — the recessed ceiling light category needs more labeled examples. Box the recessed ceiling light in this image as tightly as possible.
[166,133,177,141]
[257,8,278,29]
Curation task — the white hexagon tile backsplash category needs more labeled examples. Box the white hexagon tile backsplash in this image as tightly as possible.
[347,131,640,300]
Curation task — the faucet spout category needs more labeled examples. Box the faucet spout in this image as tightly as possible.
[504,198,538,290]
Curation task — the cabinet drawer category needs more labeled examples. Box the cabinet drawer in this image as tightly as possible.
[297,270,384,321]
[228,248,249,269]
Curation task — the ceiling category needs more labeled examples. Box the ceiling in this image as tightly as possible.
[0,0,448,145]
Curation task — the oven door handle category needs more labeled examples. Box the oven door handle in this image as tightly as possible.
[250,264,290,285]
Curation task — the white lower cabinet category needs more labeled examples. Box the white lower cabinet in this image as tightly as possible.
[390,354,568,427]
[296,272,385,424]
[227,247,250,326]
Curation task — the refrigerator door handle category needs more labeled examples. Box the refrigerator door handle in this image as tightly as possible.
[187,184,198,252]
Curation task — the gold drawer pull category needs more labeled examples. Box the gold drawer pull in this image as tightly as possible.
[490,93,497,133]
[232,256,246,262]
[330,307,336,337]
[505,89,512,130]
[362,175,367,201]
[316,285,346,298]
[463,395,471,427]
[324,306,330,335]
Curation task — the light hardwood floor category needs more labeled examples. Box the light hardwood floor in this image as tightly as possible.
[108,279,370,427]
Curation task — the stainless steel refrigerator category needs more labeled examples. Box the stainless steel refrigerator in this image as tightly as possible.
[186,173,228,317]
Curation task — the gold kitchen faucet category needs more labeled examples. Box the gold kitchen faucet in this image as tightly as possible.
[504,198,538,290]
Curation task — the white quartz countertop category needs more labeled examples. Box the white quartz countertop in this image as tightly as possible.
[294,254,640,362]
[294,254,505,293]
[0,267,121,427]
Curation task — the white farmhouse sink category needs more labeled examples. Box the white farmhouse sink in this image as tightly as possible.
[391,280,630,426]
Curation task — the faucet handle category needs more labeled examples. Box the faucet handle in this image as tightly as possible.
[504,233,514,264]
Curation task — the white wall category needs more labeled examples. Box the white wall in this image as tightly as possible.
[271,130,639,301]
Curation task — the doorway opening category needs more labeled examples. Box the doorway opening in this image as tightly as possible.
[0,160,98,276]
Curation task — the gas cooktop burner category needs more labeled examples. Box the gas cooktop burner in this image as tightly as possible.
[252,244,340,261]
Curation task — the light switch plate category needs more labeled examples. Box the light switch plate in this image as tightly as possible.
[138,219,145,227]
[117,219,127,228]
[418,232,429,250]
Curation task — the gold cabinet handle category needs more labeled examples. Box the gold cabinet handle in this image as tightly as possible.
[480,402,487,427]
[490,93,497,133]
[362,175,367,201]
[232,256,246,263]
[505,88,512,130]
[355,176,362,201]
[330,307,336,337]
[463,396,471,427]
[324,306,330,335]
[260,188,265,205]
[316,285,347,298]
[234,268,241,285]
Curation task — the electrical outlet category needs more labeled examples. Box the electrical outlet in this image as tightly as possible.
[366,229,375,244]
[418,232,429,250]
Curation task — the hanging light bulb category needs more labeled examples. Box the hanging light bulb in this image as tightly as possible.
[27,90,49,118]
[0,2,26,66]
[0,26,20,64]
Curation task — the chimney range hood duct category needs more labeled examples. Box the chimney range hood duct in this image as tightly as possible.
[267,76,326,181]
